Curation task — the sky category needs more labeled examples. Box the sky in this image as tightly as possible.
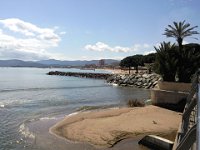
[0,0,200,61]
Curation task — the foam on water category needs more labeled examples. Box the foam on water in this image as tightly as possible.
[112,83,119,87]
[39,117,56,120]
[0,99,31,108]
[0,104,5,108]
[66,112,79,117]
[19,123,35,139]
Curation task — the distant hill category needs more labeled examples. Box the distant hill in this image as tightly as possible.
[0,59,120,67]
[0,59,46,67]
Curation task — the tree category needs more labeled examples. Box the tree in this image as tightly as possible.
[177,43,200,83]
[163,20,199,49]
[120,55,144,74]
[143,53,156,73]
[154,42,178,82]
[131,55,144,73]
[163,21,199,83]
[120,56,133,74]
[143,53,156,63]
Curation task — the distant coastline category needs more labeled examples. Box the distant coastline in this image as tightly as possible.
[0,59,119,68]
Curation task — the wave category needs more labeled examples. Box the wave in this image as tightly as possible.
[0,99,33,108]
[19,123,35,139]
[66,112,79,117]
[0,104,5,108]
[0,85,107,93]
[39,117,56,120]
[76,104,119,111]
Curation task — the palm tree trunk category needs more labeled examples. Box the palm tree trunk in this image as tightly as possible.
[177,37,183,50]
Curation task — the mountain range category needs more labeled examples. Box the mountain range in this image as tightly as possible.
[0,59,120,67]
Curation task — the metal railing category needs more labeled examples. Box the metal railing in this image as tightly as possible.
[175,70,200,150]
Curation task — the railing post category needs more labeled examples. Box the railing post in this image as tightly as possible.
[197,82,200,150]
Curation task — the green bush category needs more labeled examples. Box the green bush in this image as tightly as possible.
[154,42,178,82]
[176,44,200,83]
[127,99,145,107]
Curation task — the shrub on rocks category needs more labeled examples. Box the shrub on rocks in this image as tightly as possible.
[127,99,145,107]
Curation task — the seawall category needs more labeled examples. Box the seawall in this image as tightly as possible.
[107,73,160,89]
[47,71,112,80]
[47,71,160,89]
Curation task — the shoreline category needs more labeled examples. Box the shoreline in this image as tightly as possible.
[98,68,130,74]
[50,105,181,148]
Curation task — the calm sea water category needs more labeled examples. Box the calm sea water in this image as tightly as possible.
[0,68,150,150]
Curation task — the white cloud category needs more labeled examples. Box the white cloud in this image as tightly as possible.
[182,40,188,44]
[144,50,156,55]
[59,31,66,35]
[0,18,65,60]
[85,42,114,52]
[85,42,150,53]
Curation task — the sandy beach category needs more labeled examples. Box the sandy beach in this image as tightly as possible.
[50,105,181,148]
[98,68,131,74]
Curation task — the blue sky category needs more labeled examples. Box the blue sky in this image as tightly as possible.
[0,0,200,60]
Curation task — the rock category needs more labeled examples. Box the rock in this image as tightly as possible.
[121,75,126,80]
[135,74,141,79]
[47,71,112,80]
[123,77,130,84]
[129,81,134,85]
[146,79,151,83]
[131,78,137,83]
[136,82,142,86]
[152,81,158,86]
[142,78,146,83]
[49,71,161,89]
[142,74,149,78]
[146,82,153,89]
[143,83,148,86]
[107,76,114,82]
[118,80,124,84]
[137,78,143,82]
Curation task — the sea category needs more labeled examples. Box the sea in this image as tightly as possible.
[0,68,150,150]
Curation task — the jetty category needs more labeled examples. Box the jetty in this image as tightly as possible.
[47,71,112,80]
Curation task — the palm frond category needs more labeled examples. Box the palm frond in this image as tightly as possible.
[163,21,199,46]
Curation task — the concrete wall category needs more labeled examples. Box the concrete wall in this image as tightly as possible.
[157,81,191,92]
[151,89,188,105]
[151,82,190,107]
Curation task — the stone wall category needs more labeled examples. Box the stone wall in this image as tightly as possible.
[47,71,112,80]
[107,73,161,89]
[47,71,160,89]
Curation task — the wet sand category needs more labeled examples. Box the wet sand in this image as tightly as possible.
[26,115,148,150]
[50,105,181,148]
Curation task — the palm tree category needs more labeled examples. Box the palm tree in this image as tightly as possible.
[163,20,199,49]
[154,42,178,82]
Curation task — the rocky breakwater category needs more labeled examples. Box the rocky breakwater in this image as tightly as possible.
[47,71,112,80]
[107,73,161,89]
